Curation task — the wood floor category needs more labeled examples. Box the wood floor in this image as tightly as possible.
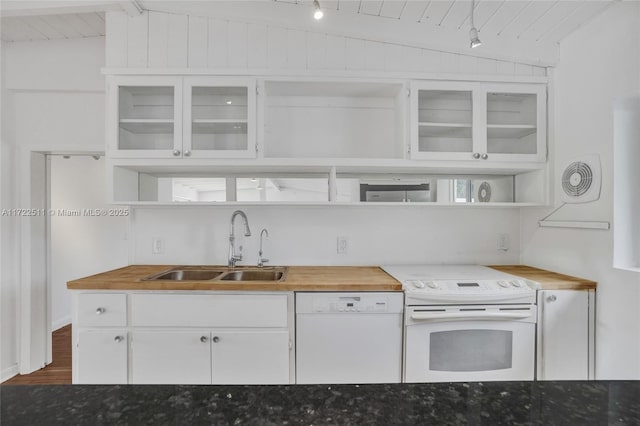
[4,325,72,385]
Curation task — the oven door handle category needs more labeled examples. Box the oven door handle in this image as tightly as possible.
[410,311,533,321]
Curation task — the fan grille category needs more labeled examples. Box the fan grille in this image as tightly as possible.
[562,161,593,197]
[478,182,491,202]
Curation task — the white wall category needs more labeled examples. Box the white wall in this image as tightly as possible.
[132,206,520,266]
[520,3,640,379]
[49,156,129,331]
[1,40,19,381]
[105,10,546,78]
[1,36,109,379]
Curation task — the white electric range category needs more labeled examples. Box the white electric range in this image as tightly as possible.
[382,265,540,383]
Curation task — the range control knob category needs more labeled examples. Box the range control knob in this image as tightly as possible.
[498,281,510,288]
[510,280,522,288]
[411,281,426,289]
[426,281,438,289]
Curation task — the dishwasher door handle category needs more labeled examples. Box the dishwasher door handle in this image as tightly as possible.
[410,311,533,322]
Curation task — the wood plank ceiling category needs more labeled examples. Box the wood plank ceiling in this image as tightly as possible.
[1,12,105,42]
[0,1,613,48]
[275,0,614,44]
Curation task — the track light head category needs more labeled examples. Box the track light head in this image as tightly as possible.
[469,27,482,48]
[313,0,323,20]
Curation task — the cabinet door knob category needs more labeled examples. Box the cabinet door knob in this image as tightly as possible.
[547,295,557,302]
[472,152,481,159]
[173,149,181,156]
[212,336,220,343]
[114,335,124,343]
[200,336,208,343]
[184,150,191,157]
[481,153,489,160]
[96,307,105,315]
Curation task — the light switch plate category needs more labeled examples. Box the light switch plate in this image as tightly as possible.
[497,234,509,251]
[337,236,348,254]
[152,237,165,254]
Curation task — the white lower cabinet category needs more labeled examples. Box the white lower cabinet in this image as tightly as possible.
[537,289,595,380]
[72,291,295,384]
[131,331,211,384]
[211,331,290,384]
[76,330,128,384]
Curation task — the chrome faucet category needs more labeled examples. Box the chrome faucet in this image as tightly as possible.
[228,210,251,269]
[258,228,269,267]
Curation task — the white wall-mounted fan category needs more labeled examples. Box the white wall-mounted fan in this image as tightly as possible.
[477,181,491,202]
[560,154,602,204]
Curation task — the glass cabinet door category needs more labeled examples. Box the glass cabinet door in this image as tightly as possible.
[410,82,547,163]
[183,78,256,158]
[482,84,546,162]
[110,76,182,158]
[410,82,479,160]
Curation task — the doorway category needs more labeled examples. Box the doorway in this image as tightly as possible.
[48,154,130,333]
[15,152,130,377]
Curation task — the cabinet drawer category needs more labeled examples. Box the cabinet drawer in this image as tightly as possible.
[130,294,289,328]
[78,293,127,327]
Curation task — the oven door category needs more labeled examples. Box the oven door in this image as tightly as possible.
[404,305,536,383]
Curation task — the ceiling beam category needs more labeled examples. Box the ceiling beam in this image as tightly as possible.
[119,0,143,17]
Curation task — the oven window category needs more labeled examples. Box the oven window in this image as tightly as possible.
[430,330,513,372]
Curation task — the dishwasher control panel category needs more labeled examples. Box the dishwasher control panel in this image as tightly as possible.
[296,293,404,314]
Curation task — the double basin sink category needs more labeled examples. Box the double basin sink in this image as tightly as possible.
[143,266,288,282]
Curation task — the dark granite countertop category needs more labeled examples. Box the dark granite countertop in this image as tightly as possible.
[1,381,639,425]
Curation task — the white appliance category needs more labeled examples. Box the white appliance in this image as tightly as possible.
[382,265,540,383]
[295,292,404,384]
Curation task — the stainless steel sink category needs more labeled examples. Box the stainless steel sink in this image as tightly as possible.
[219,268,287,282]
[143,267,288,282]
[144,269,226,281]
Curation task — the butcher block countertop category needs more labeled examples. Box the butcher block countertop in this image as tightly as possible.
[488,265,597,290]
[66,265,402,292]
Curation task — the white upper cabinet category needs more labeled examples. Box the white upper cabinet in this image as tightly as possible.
[109,76,182,158]
[410,82,478,161]
[183,77,256,158]
[108,76,256,158]
[410,82,546,163]
[482,84,546,162]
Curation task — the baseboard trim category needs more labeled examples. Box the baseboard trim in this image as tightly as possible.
[52,316,71,332]
[1,364,19,383]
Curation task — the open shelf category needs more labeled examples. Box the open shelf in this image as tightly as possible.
[419,123,472,138]
[487,124,537,139]
[192,122,248,135]
[193,119,248,124]
[119,119,174,134]
[263,80,405,159]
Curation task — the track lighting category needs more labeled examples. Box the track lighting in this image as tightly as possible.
[313,0,323,20]
[469,0,481,48]
[470,28,482,48]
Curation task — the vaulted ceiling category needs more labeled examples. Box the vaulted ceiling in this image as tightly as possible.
[0,0,616,66]
[275,0,613,45]
[1,12,105,41]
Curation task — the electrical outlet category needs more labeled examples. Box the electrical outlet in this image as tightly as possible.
[337,236,348,254]
[497,234,509,251]
[152,238,165,255]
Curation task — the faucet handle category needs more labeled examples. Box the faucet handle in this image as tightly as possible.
[258,228,270,268]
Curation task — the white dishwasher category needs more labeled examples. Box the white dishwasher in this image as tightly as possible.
[295,292,404,384]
